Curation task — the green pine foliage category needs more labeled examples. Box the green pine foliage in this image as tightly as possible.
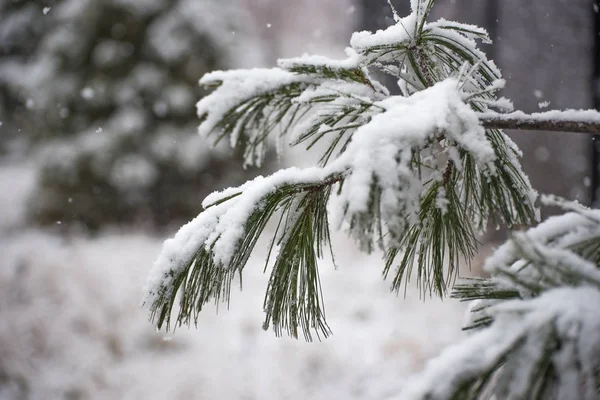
[145,0,537,338]
[145,1,600,397]
[407,196,600,399]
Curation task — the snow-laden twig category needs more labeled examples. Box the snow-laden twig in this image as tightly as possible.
[478,109,600,135]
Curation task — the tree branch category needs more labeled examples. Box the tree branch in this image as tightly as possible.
[477,110,600,135]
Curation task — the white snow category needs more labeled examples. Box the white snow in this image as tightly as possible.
[402,286,600,400]
[350,13,418,54]
[196,68,310,146]
[334,78,495,229]
[81,87,95,100]
[278,49,362,72]
[478,108,600,126]
[0,161,466,400]
[538,100,551,109]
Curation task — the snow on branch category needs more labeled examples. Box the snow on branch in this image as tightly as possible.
[143,0,600,397]
[195,68,313,166]
[404,287,600,400]
[479,109,600,135]
[144,166,344,335]
[145,76,540,338]
[441,198,600,399]
[195,58,387,167]
[143,0,592,342]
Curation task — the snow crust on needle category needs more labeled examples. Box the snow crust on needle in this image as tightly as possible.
[427,19,490,43]
[277,48,362,71]
[350,12,417,53]
[196,68,307,139]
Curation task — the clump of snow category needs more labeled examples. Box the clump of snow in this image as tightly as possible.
[479,196,600,299]
[485,198,600,274]
[538,100,550,109]
[350,12,417,54]
[278,48,362,72]
[334,78,495,231]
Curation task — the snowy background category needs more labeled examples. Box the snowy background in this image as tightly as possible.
[0,1,467,399]
[0,0,593,399]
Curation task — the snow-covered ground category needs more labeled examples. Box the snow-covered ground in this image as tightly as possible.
[0,160,467,400]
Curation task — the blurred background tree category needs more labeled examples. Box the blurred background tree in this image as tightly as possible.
[0,0,269,230]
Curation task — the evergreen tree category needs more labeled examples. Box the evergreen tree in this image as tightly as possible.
[0,0,268,229]
[144,0,600,397]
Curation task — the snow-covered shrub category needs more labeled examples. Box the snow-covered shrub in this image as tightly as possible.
[0,0,269,229]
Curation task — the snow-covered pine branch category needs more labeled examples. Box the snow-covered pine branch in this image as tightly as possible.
[409,196,600,399]
[144,0,540,339]
[143,0,600,397]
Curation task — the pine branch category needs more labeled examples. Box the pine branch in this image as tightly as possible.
[478,110,600,135]
[407,198,600,400]
[140,3,600,398]
[145,0,566,343]
[144,168,345,339]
